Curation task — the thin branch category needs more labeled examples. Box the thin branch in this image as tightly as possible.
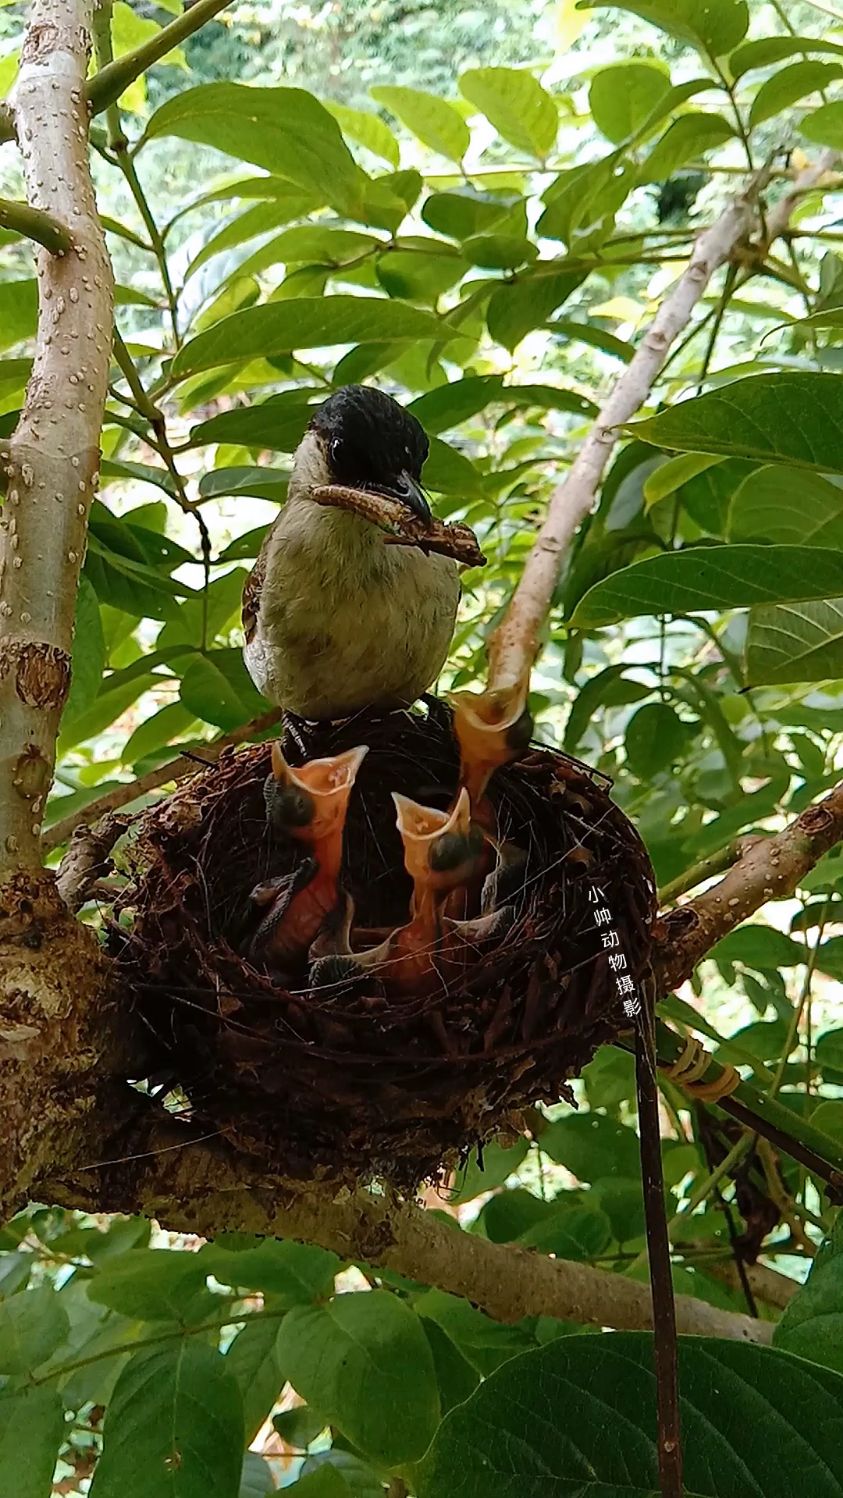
[111,329,212,631]
[485,165,770,696]
[0,0,233,145]
[485,152,840,699]
[653,781,843,992]
[45,708,282,853]
[0,195,72,254]
[0,0,114,874]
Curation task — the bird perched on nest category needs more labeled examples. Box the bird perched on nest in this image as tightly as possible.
[242,384,460,723]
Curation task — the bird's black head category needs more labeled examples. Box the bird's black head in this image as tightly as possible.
[309,384,432,524]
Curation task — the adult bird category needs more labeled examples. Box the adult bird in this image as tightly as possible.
[242,384,460,723]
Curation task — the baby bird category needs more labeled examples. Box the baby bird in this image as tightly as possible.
[309,788,487,993]
[246,742,367,970]
[450,663,534,827]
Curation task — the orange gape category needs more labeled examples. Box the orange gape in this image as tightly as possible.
[362,788,488,993]
[450,663,533,831]
[247,742,367,969]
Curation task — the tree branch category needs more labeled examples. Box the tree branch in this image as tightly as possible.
[0,0,233,146]
[485,155,841,698]
[0,194,72,253]
[0,0,113,875]
[653,782,843,992]
[45,707,282,854]
[46,1125,772,1346]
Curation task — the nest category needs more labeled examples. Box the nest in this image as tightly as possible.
[112,700,656,1188]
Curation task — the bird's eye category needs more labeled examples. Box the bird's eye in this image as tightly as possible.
[330,437,343,462]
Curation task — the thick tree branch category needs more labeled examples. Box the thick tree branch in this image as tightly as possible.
[0,194,72,253]
[0,0,233,146]
[44,707,282,854]
[653,782,843,992]
[46,1127,772,1345]
[0,0,113,875]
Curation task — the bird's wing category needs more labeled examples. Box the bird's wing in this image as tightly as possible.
[247,856,317,958]
[241,537,269,645]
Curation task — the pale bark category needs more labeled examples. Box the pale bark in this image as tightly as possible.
[0,0,113,875]
[485,156,837,696]
[45,1124,772,1345]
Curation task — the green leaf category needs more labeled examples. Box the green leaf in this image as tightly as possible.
[272,1406,326,1449]
[0,1285,69,1374]
[709,924,804,969]
[461,234,536,270]
[224,1317,284,1442]
[577,0,749,57]
[450,1138,529,1203]
[240,1452,275,1498]
[190,389,319,451]
[459,68,557,158]
[413,1290,533,1375]
[171,297,450,380]
[179,653,260,732]
[62,576,106,728]
[142,84,367,219]
[750,61,843,128]
[298,1451,384,1497]
[519,1203,612,1259]
[90,1342,245,1498]
[370,85,469,163]
[325,101,400,167]
[635,374,843,474]
[280,1291,439,1467]
[775,1217,843,1373]
[641,113,734,183]
[416,1331,843,1498]
[564,666,651,751]
[583,1046,637,1109]
[747,599,843,686]
[732,37,843,78]
[200,1239,339,1304]
[643,452,723,507]
[186,194,323,277]
[539,154,635,249]
[422,1317,480,1414]
[86,1248,207,1321]
[571,544,843,628]
[589,62,670,144]
[487,270,585,352]
[625,702,693,777]
[0,279,37,351]
[802,101,843,149]
[0,1386,64,1498]
[422,190,517,240]
[539,1114,641,1181]
[729,467,843,547]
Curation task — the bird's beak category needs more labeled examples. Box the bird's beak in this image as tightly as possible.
[392,787,473,885]
[384,470,432,527]
[451,668,534,807]
[294,744,369,840]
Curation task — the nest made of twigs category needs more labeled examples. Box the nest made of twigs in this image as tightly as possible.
[111,700,656,1188]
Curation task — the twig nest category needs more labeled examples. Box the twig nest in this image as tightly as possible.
[112,702,656,1187]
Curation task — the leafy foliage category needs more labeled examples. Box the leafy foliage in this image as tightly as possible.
[5,0,843,1491]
